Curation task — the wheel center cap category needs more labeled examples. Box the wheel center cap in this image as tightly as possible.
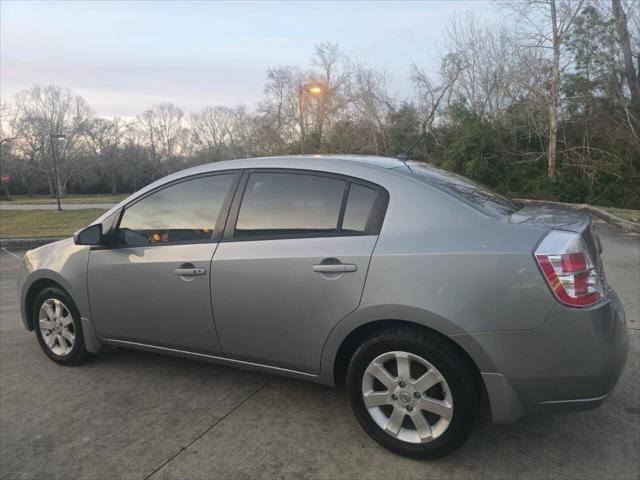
[399,391,412,404]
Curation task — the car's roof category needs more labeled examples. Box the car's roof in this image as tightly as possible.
[182,154,410,174]
[297,155,408,170]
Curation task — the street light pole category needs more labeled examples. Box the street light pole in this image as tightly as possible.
[299,86,305,155]
[49,133,66,212]
[298,84,323,155]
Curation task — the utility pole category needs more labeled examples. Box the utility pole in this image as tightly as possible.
[298,84,323,155]
[299,86,305,155]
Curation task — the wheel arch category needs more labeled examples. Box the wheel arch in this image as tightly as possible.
[23,276,71,330]
[331,319,483,390]
[329,318,493,423]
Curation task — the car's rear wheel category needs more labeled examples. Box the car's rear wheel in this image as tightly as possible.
[33,287,89,365]
[346,328,478,459]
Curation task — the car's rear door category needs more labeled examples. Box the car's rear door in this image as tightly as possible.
[211,169,388,373]
[88,172,239,353]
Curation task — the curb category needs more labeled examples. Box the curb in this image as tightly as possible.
[517,199,640,234]
[0,237,65,250]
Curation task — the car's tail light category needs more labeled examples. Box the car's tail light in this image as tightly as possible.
[534,230,604,307]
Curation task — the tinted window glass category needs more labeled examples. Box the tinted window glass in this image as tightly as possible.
[235,173,345,237]
[342,184,377,233]
[118,174,234,246]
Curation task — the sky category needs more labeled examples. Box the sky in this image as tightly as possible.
[0,0,495,118]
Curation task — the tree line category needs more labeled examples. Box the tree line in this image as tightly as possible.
[1,0,638,208]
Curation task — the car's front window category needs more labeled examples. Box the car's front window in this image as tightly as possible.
[118,174,235,246]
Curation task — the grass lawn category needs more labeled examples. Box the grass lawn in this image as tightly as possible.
[0,194,128,204]
[599,206,640,223]
[0,209,107,239]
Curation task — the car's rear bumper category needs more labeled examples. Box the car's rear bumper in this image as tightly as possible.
[453,289,629,423]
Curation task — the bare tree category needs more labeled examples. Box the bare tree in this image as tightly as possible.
[264,66,299,149]
[308,42,356,150]
[0,101,18,141]
[0,102,19,199]
[12,85,93,196]
[85,118,126,194]
[505,0,586,177]
[190,106,236,161]
[611,0,640,148]
[137,102,184,174]
[612,0,640,111]
[350,64,395,155]
[445,16,543,120]
[411,52,464,155]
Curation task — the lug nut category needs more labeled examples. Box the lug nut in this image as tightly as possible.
[406,406,413,411]
[399,381,406,388]
[414,392,421,399]
[391,394,397,401]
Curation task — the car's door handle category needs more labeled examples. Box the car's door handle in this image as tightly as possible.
[174,267,206,276]
[312,264,357,273]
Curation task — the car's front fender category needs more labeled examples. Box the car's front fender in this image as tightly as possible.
[18,238,91,330]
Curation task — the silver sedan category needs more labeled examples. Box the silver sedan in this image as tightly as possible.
[17,155,628,459]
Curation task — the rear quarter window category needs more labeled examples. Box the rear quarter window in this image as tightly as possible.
[342,184,378,233]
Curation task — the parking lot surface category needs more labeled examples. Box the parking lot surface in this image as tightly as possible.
[1,219,638,479]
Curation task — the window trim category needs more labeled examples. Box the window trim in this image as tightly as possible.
[222,168,389,243]
[108,170,242,249]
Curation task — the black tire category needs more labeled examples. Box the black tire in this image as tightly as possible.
[33,287,90,365]
[346,327,478,459]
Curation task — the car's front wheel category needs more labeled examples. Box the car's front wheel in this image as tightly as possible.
[346,328,478,459]
[33,287,89,365]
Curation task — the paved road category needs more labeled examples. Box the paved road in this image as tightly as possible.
[0,203,116,210]
[0,219,638,479]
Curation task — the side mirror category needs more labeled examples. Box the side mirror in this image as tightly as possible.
[73,224,104,246]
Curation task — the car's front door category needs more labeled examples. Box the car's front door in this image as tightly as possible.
[88,172,238,353]
[211,170,388,373]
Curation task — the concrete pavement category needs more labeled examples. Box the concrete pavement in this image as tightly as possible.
[0,219,638,479]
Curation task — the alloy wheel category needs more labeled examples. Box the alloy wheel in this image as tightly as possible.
[361,351,453,444]
[38,298,75,356]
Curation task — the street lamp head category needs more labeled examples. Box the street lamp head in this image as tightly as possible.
[302,84,323,95]
[50,133,66,140]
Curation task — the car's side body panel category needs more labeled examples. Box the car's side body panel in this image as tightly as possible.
[343,167,556,331]
[87,242,222,353]
[212,235,378,373]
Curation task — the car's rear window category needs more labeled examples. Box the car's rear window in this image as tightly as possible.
[235,172,345,237]
[405,161,521,217]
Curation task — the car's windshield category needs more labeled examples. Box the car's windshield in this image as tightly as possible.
[405,161,522,217]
